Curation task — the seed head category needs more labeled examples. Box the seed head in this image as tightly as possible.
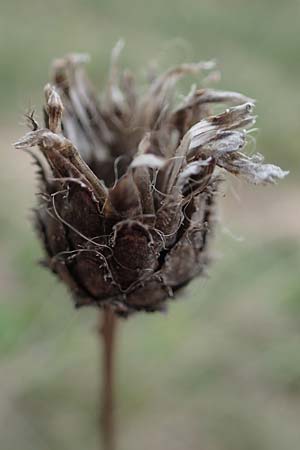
[15,44,288,315]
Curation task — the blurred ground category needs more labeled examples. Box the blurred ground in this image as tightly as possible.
[1,1,300,449]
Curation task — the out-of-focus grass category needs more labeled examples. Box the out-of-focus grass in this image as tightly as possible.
[1,0,300,449]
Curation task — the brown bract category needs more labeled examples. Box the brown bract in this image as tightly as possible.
[15,44,288,315]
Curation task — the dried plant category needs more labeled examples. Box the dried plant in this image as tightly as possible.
[14,42,288,450]
[15,44,287,315]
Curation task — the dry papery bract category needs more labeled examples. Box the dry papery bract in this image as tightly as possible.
[15,45,288,316]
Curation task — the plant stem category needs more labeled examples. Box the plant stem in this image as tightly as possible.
[100,307,117,450]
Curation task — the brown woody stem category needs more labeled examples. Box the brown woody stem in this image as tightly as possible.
[100,308,117,450]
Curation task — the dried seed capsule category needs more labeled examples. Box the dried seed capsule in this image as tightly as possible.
[15,45,288,315]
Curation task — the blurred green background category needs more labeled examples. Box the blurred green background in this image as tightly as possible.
[1,0,300,449]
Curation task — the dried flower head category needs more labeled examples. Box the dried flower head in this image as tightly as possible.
[15,43,288,315]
